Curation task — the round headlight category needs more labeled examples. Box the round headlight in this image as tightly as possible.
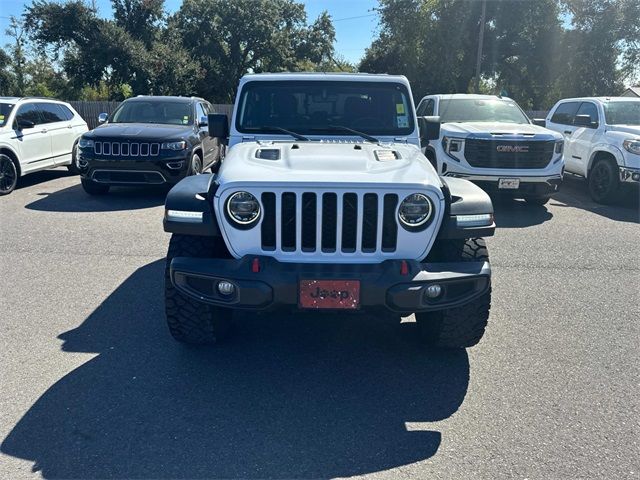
[226,191,260,226]
[398,193,433,228]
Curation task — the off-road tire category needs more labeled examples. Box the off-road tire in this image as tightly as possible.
[165,234,232,344]
[81,177,110,195]
[416,238,491,349]
[588,158,619,204]
[0,154,18,196]
[524,194,551,206]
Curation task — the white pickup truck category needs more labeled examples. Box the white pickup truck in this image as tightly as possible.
[542,97,640,203]
[417,94,565,205]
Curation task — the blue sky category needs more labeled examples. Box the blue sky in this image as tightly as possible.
[0,0,380,64]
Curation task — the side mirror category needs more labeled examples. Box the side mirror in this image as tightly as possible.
[574,114,597,128]
[532,118,546,127]
[98,113,108,124]
[418,115,441,141]
[208,113,229,141]
[16,119,35,130]
[198,116,208,128]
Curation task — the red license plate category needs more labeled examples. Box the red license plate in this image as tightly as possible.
[299,280,360,310]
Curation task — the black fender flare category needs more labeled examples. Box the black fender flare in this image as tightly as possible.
[163,173,221,237]
[437,177,495,239]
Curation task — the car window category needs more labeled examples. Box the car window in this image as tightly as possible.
[15,104,42,127]
[575,102,598,125]
[438,98,529,124]
[550,102,580,125]
[0,103,15,127]
[417,99,434,116]
[37,103,67,124]
[603,101,640,126]
[111,100,193,125]
[58,104,75,121]
[195,103,207,123]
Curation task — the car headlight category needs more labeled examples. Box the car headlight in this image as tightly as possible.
[442,136,464,154]
[226,191,261,226]
[398,193,433,229]
[161,141,187,151]
[78,138,94,148]
[555,140,564,154]
[623,139,640,155]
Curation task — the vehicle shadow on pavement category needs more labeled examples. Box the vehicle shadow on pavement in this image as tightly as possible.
[15,169,75,190]
[492,197,554,228]
[550,176,639,223]
[1,260,470,479]
[24,184,167,212]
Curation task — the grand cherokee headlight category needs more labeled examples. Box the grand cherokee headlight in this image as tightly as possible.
[161,141,187,151]
[78,138,94,148]
[398,193,433,229]
[226,191,261,226]
[623,139,640,155]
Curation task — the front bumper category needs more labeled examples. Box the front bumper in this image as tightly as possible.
[620,166,640,183]
[169,256,491,314]
[77,151,191,185]
[444,172,563,196]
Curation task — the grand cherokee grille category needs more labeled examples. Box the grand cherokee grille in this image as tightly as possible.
[94,141,160,157]
[260,191,399,254]
[464,139,554,169]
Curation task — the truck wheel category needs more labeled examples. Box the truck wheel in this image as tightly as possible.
[81,177,109,195]
[0,154,18,196]
[588,158,619,204]
[189,152,203,176]
[416,238,491,349]
[66,142,80,175]
[524,194,551,205]
[165,234,232,344]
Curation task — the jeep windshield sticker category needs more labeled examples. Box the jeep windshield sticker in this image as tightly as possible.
[396,103,405,115]
[182,115,189,124]
[397,115,409,128]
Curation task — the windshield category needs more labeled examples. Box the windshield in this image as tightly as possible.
[603,101,640,126]
[438,98,529,124]
[110,101,193,125]
[0,103,14,127]
[236,80,415,136]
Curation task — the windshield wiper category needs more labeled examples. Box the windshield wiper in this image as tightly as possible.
[325,125,379,143]
[246,126,310,141]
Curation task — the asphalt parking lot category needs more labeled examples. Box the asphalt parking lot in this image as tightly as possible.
[1,170,638,479]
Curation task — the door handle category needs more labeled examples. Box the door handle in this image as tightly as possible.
[41,129,48,133]
[67,124,73,129]
[564,130,572,135]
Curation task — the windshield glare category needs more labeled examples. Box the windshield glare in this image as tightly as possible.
[0,103,14,127]
[236,81,415,136]
[604,101,640,126]
[110,101,193,125]
[438,98,529,124]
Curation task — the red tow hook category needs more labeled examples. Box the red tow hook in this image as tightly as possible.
[251,258,261,273]
[400,260,409,276]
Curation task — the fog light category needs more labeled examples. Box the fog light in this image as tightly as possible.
[425,284,442,299]
[217,281,235,296]
[632,173,640,181]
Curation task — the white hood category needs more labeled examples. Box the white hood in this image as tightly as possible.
[217,141,441,189]
[441,121,561,139]
[607,124,640,137]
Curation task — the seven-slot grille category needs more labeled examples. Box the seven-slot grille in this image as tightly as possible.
[94,141,160,157]
[464,139,554,169]
[260,192,399,254]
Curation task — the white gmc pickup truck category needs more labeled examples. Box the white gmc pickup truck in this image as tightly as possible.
[543,97,640,203]
[417,94,565,205]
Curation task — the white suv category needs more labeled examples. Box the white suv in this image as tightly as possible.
[417,94,564,205]
[0,97,88,195]
[544,97,640,203]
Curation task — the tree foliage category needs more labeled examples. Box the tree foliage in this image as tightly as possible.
[361,0,640,108]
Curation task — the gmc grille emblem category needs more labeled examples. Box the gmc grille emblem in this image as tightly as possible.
[497,145,529,153]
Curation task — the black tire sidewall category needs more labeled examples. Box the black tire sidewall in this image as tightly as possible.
[589,159,619,203]
[0,154,18,196]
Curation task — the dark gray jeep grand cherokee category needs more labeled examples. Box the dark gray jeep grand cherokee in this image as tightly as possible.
[76,96,222,195]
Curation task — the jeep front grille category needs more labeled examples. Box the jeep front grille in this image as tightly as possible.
[464,139,554,169]
[260,191,399,254]
[94,141,160,157]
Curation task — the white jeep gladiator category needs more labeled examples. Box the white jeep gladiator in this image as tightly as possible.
[417,94,565,205]
[162,73,496,349]
[542,96,640,203]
